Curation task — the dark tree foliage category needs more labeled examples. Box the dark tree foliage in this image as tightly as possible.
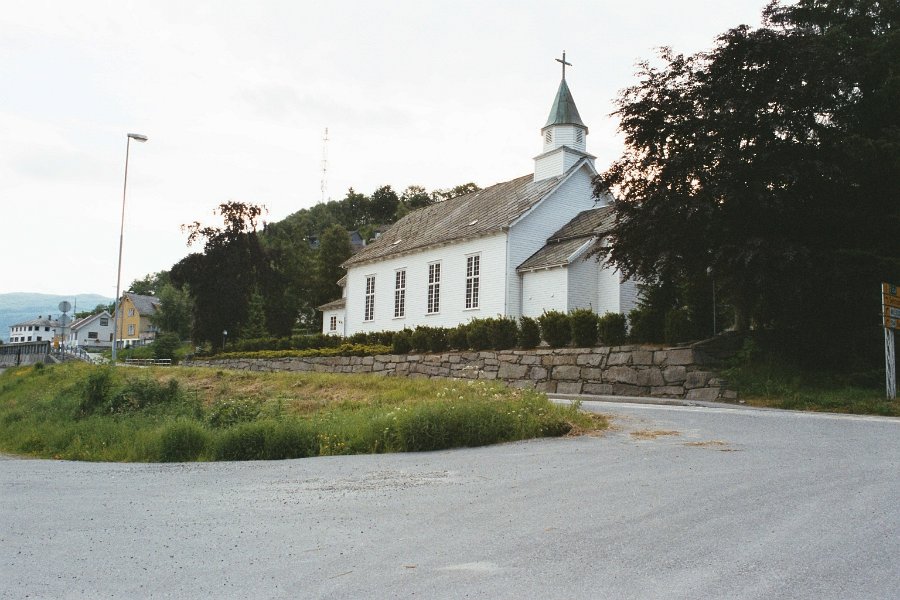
[172,202,277,348]
[595,0,900,366]
[369,185,400,224]
[128,271,170,296]
[313,225,352,320]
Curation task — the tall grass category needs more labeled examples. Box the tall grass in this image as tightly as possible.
[722,339,898,416]
[0,363,598,462]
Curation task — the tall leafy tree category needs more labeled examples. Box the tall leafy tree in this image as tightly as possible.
[171,202,270,348]
[313,224,352,327]
[594,0,900,364]
[152,283,193,339]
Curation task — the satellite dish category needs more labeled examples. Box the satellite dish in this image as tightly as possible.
[59,301,72,313]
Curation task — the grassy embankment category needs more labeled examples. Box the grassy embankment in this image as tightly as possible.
[0,362,603,462]
[722,356,898,417]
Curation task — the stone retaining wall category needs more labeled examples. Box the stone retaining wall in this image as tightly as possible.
[185,344,735,401]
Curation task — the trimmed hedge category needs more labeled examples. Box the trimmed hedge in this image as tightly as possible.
[570,309,598,348]
[209,309,635,359]
[598,312,628,346]
[539,311,571,348]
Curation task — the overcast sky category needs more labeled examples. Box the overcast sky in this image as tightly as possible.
[1,0,769,297]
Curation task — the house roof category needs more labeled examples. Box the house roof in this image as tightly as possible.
[70,311,112,331]
[11,316,60,328]
[343,169,575,268]
[124,292,161,316]
[317,298,346,311]
[544,78,586,130]
[517,205,615,272]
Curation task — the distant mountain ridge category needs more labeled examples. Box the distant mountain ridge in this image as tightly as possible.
[0,293,114,342]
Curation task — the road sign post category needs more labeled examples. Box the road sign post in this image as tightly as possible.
[883,283,899,400]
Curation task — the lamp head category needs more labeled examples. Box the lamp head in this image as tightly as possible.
[127,133,149,142]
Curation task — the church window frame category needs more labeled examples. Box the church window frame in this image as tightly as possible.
[364,275,376,322]
[465,254,480,310]
[329,315,337,332]
[545,130,552,144]
[427,262,441,314]
[576,129,584,144]
[394,269,406,318]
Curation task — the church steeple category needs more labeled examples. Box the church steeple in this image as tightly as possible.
[534,51,593,182]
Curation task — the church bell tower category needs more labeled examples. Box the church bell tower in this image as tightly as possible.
[534,52,594,182]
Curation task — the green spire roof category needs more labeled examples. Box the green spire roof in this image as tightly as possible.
[544,78,585,129]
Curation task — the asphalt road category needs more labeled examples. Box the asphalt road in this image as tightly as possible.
[2,401,898,599]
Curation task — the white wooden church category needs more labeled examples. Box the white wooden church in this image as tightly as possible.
[319,55,638,336]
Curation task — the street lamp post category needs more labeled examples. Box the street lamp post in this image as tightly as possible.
[222,330,228,351]
[112,133,148,364]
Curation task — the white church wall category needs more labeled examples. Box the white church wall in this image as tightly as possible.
[508,165,597,318]
[321,309,345,336]
[619,277,640,315]
[597,257,623,314]
[521,268,568,318]
[343,233,507,335]
[567,254,599,312]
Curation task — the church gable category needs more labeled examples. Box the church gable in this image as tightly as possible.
[517,205,616,272]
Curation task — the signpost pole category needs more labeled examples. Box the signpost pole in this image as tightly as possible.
[887,327,896,400]
[883,282,898,400]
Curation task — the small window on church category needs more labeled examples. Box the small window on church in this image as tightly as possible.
[576,130,584,144]
[545,130,552,144]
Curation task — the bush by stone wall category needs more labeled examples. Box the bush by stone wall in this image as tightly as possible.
[185,344,735,401]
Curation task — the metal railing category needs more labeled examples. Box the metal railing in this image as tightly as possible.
[124,358,172,367]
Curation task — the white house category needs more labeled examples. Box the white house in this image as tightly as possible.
[320,59,637,336]
[67,310,114,350]
[8,316,61,344]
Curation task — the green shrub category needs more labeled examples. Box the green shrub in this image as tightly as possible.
[539,311,571,348]
[215,421,268,461]
[409,327,449,353]
[263,420,319,459]
[392,330,412,354]
[410,327,430,352]
[108,378,181,413]
[206,397,261,428]
[597,312,628,346]
[447,324,470,350]
[628,307,660,343]
[158,421,209,462]
[466,319,493,351]
[154,333,181,361]
[490,318,519,350]
[216,344,391,360]
[429,328,449,353]
[79,368,115,415]
[368,330,396,347]
[518,316,541,349]
[349,332,368,345]
[664,307,695,344]
[570,309,598,348]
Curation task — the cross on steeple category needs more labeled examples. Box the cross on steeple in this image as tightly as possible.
[556,51,572,80]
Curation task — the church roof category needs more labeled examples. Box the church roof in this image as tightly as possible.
[517,205,615,272]
[317,298,346,311]
[544,79,586,130]
[343,170,571,267]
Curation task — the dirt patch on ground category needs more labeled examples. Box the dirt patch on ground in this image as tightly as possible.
[630,429,681,440]
[683,440,739,451]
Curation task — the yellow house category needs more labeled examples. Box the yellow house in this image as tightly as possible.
[115,292,161,347]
